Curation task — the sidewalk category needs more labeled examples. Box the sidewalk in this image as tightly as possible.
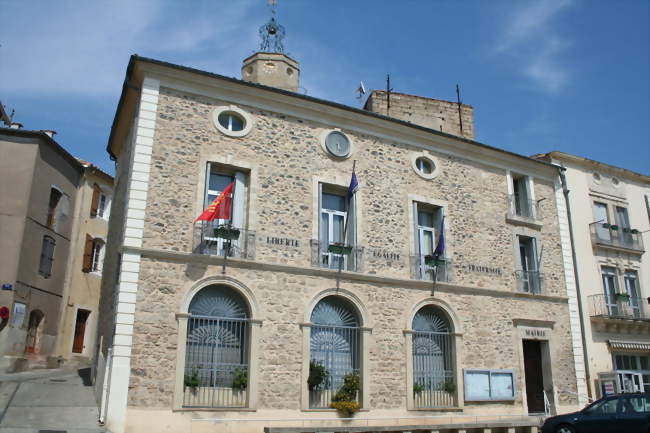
[0,367,105,433]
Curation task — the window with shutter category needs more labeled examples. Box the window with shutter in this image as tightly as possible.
[38,236,56,277]
[46,188,62,228]
[90,184,101,217]
[82,234,93,273]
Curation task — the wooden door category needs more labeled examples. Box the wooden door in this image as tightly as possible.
[72,309,90,353]
[523,340,545,413]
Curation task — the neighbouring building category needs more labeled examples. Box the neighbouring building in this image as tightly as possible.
[95,14,587,433]
[535,152,650,400]
[0,122,84,372]
[53,159,113,365]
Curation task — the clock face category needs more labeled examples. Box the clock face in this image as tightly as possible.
[325,131,350,157]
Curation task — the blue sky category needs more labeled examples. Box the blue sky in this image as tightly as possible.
[1,0,648,176]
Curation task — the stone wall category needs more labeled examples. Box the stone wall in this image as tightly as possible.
[364,90,475,140]
[118,83,580,417]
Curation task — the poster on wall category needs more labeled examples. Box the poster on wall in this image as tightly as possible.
[11,302,26,328]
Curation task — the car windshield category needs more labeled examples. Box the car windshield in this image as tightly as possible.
[586,398,619,415]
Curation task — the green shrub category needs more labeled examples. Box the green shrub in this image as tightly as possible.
[232,368,248,391]
[184,368,200,389]
[308,360,329,391]
[413,383,424,395]
[443,380,456,394]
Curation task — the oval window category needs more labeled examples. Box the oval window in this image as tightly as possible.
[416,157,434,175]
[218,112,245,132]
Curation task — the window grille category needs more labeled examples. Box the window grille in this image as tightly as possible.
[183,286,250,408]
[412,306,455,408]
[309,296,361,408]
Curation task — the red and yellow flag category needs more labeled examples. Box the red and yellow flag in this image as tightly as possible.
[195,182,234,222]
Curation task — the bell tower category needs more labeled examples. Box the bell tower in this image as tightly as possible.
[241,0,300,92]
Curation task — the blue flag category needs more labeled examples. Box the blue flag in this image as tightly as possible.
[433,216,445,262]
[347,171,359,202]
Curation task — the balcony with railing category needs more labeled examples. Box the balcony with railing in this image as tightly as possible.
[310,240,363,272]
[589,294,650,321]
[590,223,645,253]
[410,256,453,283]
[506,194,540,225]
[193,222,256,260]
[515,270,544,294]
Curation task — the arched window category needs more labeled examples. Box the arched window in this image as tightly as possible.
[309,296,361,408]
[183,285,250,408]
[412,305,455,408]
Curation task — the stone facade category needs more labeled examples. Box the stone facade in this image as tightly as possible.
[97,55,582,433]
[364,90,475,140]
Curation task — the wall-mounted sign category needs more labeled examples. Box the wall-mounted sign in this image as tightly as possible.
[370,249,400,261]
[265,236,300,248]
[11,302,26,328]
[463,264,502,276]
[1,284,12,291]
[521,327,549,340]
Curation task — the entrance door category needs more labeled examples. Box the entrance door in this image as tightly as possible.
[72,309,91,354]
[523,340,545,413]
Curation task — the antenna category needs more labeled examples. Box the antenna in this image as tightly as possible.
[386,74,393,116]
[456,84,464,136]
[355,81,366,100]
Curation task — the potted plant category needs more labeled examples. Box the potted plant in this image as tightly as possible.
[610,225,619,231]
[184,368,200,395]
[413,383,424,396]
[327,243,353,255]
[231,368,248,403]
[443,380,456,394]
[214,224,240,240]
[308,361,329,406]
[602,223,611,229]
[330,372,361,417]
[615,292,631,303]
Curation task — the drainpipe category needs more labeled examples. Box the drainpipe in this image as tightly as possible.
[559,167,592,400]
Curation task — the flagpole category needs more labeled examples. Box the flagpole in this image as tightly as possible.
[222,181,236,275]
[336,161,357,290]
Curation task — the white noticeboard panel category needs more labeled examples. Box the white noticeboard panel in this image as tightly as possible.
[11,302,26,328]
[465,370,490,400]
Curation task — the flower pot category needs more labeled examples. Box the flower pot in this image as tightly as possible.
[214,226,240,240]
[328,243,353,255]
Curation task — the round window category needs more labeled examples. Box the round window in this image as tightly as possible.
[218,112,245,132]
[415,157,434,175]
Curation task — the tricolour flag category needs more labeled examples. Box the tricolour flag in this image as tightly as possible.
[432,216,445,263]
[347,170,359,203]
[195,182,234,222]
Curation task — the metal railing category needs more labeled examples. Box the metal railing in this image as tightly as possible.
[410,256,452,282]
[193,222,256,259]
[515,270,543,294]
[310,240,363,272]
[309,324,361,409]
[589,294,649,320]
[507,194,539,220]
[183,315,250,408]
[413,330,455,408]
[590,224,644,252]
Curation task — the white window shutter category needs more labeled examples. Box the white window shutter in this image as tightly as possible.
[232,172,246,229]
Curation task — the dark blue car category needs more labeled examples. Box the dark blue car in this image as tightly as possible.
[541,393,650,433]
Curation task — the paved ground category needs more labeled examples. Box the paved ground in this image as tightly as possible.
[0,368,105,433]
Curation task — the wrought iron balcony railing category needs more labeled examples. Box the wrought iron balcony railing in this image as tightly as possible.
[310,240,363,272]
[590,223,644,253]
[410,256,452,283]
[193,222,255,260]
[515,269,543,294]
[507,194,539,220]
[589,294,649,321]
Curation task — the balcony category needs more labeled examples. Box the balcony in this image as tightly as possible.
[506,194,541,228]
[310,240,363,272]
[589,294,650,321]
[193,222,255,259]
[410,256,453,283]
[590,223,644,253]
[515,270,543,294]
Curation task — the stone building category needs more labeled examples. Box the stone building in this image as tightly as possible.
[53,159,113,365]
[0,123,84,372]
[535,152,650,399]
[95,20,586,433]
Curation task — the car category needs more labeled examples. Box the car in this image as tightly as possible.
[541,393,650,433]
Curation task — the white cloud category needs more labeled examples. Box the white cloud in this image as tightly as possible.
[493,0,573,92]
[0,0,258,96]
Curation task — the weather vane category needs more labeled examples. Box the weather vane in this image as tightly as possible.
[259,0,285,53]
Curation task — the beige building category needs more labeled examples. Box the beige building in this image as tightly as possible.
[94,26,588,431]
[0,124,83,372]
[53,160,113,365]
[535,152,650,400]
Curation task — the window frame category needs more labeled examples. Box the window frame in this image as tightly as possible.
[211,105,254,138]
[90,238,105,273]
[463,368,516,402]
[506,171,537,220]
[318,183,356,271]
[38,235,56,278]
